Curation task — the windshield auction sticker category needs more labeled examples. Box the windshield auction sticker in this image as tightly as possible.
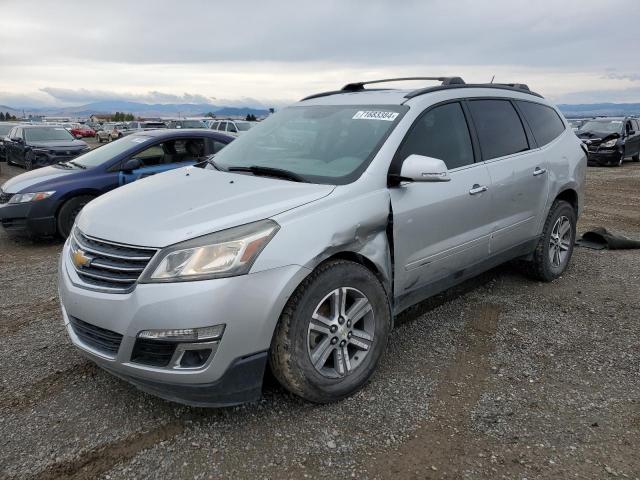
[353,111,399,121]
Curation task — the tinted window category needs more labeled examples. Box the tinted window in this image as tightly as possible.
[219,122,227,131]
[468,100,529,160]
[516,101,565,147]
[632,120,640,132]
[397,102,474,170]
[227,123,238,133]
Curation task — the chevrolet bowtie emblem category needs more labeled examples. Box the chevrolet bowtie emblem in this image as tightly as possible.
[72,249,92,268]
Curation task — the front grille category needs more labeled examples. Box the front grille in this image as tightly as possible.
[0,189,13,204]
[70,316,123,356]
[131,339,177,367]
[69,228,158,293]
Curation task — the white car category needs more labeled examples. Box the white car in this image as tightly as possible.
[210,120,256,137]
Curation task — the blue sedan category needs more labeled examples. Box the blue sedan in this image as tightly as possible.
[0,129,233,238]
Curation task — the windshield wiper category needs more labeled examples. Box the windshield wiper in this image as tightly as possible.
[68,161,87,169]
[55,162,73,169]
[227,165,306,183]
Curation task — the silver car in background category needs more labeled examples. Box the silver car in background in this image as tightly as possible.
[58,77,586,407]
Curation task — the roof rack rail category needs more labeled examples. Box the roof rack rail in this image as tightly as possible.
[301,76,465,101]
[405,82,543,100]
[341,76,465,92]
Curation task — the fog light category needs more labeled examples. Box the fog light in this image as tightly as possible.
[180,349,212,368]
[138,324,225,342]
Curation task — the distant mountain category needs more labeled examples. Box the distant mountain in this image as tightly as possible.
[0,101,270,119]
[558,103,640,117]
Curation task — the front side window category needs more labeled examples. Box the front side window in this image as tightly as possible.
[218,122,227,131]
[227,123,238,133]
[73,135,153,168]
[210,105,406,184]
[25,127,73,142]
[516,101,565,147]
[468,99,529,160]
[396,102,474,170]
[132,138,207,166]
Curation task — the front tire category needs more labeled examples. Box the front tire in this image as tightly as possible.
[525,200,576,282]
[24,151,35,170]
[56,195,94,239]
[269,260,391,403]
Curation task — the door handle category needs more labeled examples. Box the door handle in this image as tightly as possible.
[533,167,547,176]
[469,184,488,195]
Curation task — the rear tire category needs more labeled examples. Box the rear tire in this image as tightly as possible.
[56,195,94,239]
[269,260,391,403]
[632,153,639,162]
[525,200,576,282]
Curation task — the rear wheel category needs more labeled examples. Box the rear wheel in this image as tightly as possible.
[269,260,391,403]
[56,195,94,239]
[632,153,639,162]
[525,200,576,282]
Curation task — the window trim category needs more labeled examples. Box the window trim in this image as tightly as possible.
[464,97,532,162]
[389,99,479,180]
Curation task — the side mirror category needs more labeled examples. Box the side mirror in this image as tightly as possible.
[398,154,451,182]
[122,158,141,173]
[14,137,24,144]
[628,130,636,136]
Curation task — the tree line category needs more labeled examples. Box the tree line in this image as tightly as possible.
[111,112,135,121]
[0,112,18,121]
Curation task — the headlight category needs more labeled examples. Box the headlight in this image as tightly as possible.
[8,191,55,204]
[140,219,279,283]
[601,138,618,148]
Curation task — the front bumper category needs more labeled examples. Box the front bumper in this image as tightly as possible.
[586,149,622,166]
[33,149,88,167]
[0,201,57,235]
[58,242,310,406]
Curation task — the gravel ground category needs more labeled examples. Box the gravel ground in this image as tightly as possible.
[0,160,639,479]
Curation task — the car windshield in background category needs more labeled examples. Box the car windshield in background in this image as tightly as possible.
[236,122,253,131]
[70,135,152,168]
[25,127,74,142]
[579,120,623,136]
[143,122,167,129]
[181,120,205,128]
[0,124,15,135]
[210,105,406,184]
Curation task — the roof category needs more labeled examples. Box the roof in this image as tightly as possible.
[132,128,233,140]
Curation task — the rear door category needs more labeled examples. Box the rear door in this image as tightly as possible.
[627,119,640,157]
[467,99,552,254]
[390,101,493,300]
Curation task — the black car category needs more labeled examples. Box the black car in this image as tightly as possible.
[0,122,20,162]
[577,117,640,166]
[4,125,90,170]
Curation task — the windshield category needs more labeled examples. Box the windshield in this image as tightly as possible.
[209,105,406,184]
[579,120,623,136]
[25,127,74,142]
[236,122,253,131]
[71,135,152,168]
[180,120,205,128]
[0,124,15,135]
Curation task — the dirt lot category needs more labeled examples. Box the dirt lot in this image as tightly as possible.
[0,161,639,480]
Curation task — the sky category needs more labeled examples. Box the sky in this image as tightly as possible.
[1,0,640,109]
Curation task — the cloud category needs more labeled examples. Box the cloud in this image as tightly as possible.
[39,88,215,105]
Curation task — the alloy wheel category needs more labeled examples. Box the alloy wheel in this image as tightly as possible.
[548,215,572,268]
[307,287,375,379]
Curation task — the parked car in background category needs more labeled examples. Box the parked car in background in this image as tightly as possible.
[124,121,168,135]
[0,129,233,238]
[577,117,640,166]
[57,77,586,407]
[210,119,256,136]
[167,119,206,129]
[0,122,21,161]
[70,124,96,138]
[567,118,588,133]
[95,123,128,142]
[4,125,89,170]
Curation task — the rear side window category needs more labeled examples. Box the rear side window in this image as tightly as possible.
[468,100,529,160]
[516,101,565,147]
[397,102,474,170]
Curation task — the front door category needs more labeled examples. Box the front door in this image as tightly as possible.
[390,101,493,303]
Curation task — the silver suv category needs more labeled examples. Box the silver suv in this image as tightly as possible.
[58,77,586,407]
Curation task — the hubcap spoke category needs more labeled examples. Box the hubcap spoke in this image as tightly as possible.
[346,297,372,324]
[330,288,348,319]
[311,337,334,369]
[311,312,333,328]
[349,336,371,351]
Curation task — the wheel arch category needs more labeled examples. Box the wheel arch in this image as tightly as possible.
[554,187,579,216]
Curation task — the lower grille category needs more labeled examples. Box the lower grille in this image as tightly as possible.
[70,316,123,356]
[69,228,158,293]
[131,339,177,367]
[0,189,13,204]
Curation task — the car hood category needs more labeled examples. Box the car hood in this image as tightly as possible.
[78,166,335,247]
[1,165,76,193]
[30,140,88,149]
